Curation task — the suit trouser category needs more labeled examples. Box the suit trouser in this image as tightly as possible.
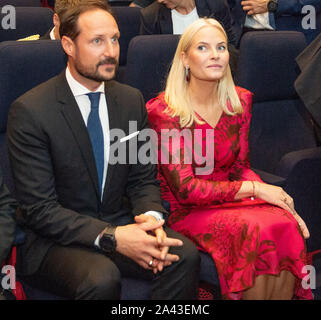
[23,227,200,300]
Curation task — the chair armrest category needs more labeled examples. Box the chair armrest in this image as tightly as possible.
[251,168,286,186]
[276,147,321,178]
[281,156,321,252]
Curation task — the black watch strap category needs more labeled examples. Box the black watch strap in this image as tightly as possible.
[267,0,278,13]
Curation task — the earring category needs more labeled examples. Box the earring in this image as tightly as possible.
[185,66,190,82]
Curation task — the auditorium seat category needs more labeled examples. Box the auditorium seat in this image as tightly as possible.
[0,40,65,194]
[109,0,132,6]
[0,7,53,42]
[276,13,321,44]
[236,31,321,253]
[111,6,141,83]
[0,39,220,299]
[0,0,41,6]
[125,34,180,102]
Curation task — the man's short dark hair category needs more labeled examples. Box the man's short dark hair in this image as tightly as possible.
[59,0,112,40]
[54,0,82,19]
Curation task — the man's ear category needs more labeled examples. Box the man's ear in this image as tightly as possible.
[53,13,60,27]
[53,13,61,40]
[61,35,75,58]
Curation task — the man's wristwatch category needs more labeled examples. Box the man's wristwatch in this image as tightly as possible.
[99,226,117,256]
[267,0,278,13]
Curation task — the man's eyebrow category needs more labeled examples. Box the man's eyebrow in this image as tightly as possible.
[91,31,120,38]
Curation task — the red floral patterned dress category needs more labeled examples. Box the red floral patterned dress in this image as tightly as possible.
[146,87,313,300]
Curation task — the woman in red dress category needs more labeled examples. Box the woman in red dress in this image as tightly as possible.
[146,18,312,300]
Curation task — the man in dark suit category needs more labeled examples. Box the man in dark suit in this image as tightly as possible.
[140,0,238,79]
[228,0,321,45]
[0,168,16,300]
[140,0,236,45]
[7,0,199,300]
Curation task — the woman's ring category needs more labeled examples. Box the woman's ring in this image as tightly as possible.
[149,260,153,267]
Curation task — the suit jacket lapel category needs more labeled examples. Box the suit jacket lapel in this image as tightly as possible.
[102,81,121,202]
[56,72,101,201]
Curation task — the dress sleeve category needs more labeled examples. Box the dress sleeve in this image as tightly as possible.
[228,88,263,182]
[147,97,243,206]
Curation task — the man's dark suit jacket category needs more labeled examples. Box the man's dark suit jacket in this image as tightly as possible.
[40,29,51,40]
[295,32,321,141]
[0,168,16,264]
[140,0,236,45]
[7,71,168,276]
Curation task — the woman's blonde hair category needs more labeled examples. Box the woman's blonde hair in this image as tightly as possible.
[164,18,243,128]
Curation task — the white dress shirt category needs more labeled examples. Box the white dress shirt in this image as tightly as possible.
[171,8,199,35]
[49,27,56,40]
[65,67,110,196]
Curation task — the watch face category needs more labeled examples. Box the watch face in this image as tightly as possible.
[100,233,116,255]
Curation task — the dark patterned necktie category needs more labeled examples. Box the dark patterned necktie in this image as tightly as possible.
[87,92,104,195]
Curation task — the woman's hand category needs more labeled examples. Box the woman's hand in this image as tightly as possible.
[255,182,310,239]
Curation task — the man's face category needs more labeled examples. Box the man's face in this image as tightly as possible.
[67,9,120,88]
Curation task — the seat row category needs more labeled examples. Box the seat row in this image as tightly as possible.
[1,5,321,45]
[0,0,41,6]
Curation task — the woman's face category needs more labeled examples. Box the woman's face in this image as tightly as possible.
[182,26,229,83]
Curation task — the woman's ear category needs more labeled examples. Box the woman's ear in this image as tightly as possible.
[181,51,188,68]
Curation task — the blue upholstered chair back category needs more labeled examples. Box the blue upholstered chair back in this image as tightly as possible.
[111,6,141,83]
[0,0,41,6]
[112,7,141,66]
[276,13,321,44]
[236,31,317,176]
[236,32,321,252]
[0,7,53,42]
[0,40,66,193]
[109,0,132,7]
[125,34,180,102]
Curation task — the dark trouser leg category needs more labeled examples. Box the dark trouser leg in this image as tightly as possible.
[23,245,122,300]
[112,227,200,300]
[24,228,200,300]
[151,227,200,300]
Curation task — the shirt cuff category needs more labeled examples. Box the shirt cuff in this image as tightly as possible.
[144,211,163,221]
[94,234,101,248]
